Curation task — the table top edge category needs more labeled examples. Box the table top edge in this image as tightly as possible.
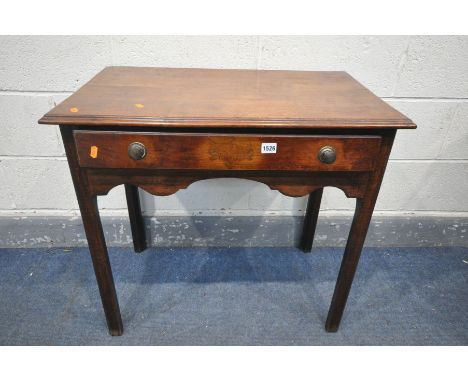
[39,115,416,129]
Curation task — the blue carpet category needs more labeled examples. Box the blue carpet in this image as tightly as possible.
[0,247,466,345]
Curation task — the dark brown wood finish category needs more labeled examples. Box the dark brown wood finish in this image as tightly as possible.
[39,67,415,129]
[74,131,382,172]
[40,67,416,336]
[325,130,396,332]
[85,169,372,199]
[60,127,123,336]
[124,185,147,253]
[300,188,324,252]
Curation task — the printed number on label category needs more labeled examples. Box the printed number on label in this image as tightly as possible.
[261,143,277,154]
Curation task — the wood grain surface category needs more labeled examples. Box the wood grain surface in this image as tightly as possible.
[40,67,415,129]
[43,67,416,336]
[74,131,382,172]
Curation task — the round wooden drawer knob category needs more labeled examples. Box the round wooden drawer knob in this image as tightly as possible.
[318,146,336,164]
[128,142,147,160]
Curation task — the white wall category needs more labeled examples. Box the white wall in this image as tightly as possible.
[0,36,467,218]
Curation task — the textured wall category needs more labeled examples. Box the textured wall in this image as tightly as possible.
[1,36,467,218]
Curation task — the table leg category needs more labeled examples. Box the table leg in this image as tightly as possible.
[299,188,323,252]
[78,194,124,336]
[125,185,147,253]
[60,127,123,336]
[325,197,375,332]
[324,130,395,332]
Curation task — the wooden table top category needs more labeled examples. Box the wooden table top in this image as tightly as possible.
[39,66,415,130]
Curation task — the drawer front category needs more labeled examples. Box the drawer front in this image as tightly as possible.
[74,131,382,172]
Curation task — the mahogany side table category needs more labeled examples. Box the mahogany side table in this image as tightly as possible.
[39,67,416,336]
